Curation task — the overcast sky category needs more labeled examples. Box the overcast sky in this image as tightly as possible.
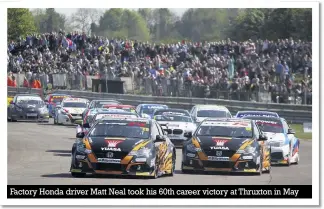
[55,8,188,17]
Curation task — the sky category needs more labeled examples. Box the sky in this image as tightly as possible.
[55,8,188,17]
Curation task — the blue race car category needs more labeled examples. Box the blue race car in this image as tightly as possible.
[136,104,168,119]
[235,111,279,118]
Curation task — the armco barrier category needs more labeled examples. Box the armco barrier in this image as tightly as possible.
[7,87,312,124]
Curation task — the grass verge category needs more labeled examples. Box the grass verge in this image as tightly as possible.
[289,124,312,140]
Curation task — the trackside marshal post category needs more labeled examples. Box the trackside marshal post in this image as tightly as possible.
[7,185,311,198]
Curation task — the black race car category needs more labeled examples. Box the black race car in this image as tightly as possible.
[182,118,271,174]
[7,94,49,122]
[71,117,176,178]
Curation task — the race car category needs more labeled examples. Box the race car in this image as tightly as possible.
[82,99,121,119]
[136,104,168,119]
[103,104,137,113]
[152,108,197,147]
[44,93,71,117]
[71,117,176,178]
[54,97,89,125]
[242,116,300,165]
[189,105,232,124]
[77,109,139,135]
[181,118,271,174]
[235,111,279,118]
[7,94,49,122]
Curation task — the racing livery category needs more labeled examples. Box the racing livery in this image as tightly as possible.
[7,94,49,122]
[82,99,121,119]
[44,94,71,117]
[71,118,176,178]
[153,109,196,147]
[136,104,168,119]
[190,105,232,124]
[242,116,300,165]
[77,109,139,135]
[182,118,271,174]
[103,104,137,113]
[54,98,89,125]
[235,111,279,118]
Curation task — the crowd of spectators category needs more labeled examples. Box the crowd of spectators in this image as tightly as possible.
[7,30,312,104]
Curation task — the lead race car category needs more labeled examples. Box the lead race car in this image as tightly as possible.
[54,97,89,125]
[152,108,197,147]
[181,118,271,174]
[242,116,300,165]
[71,117,176,178]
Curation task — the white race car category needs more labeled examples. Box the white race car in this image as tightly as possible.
[54,98,89,125]
[153,109,197,147]
[243,116,300,166]
[189,105,232,124]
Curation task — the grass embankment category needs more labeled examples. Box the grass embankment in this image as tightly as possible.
[289,124,312,140]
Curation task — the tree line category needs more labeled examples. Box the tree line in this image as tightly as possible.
[8,8,312,42]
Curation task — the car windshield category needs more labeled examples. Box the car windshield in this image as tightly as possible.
[95,101,119,108]
[154,115,192,122]
[142,106,167,115]
[197,110,227,118]
[63,102,87,108]
[107,107,136,113]
[255,120,284,133]
[94,113,137,121]
[89,122,150,138]
[196,122,252,138]
[17,97,44,105]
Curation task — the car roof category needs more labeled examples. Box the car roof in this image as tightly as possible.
[63,98,88,102]
[104,104,134,108]
[16,94,41,97]
[154,108,188,113]
[96,109,129,113]
[92,99,120,102]
[203,118,252,123]
[195,105,229,110]
[140,104,168,107]
[236,111,279,117]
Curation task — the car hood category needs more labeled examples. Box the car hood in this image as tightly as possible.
[158,121,196,130]
[64,107,86,114]
[196,117,208,123]
[88,137,149,153]
[196,136,254,152]
[263,132,288,145]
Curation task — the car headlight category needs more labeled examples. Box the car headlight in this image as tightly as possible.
[244,145,256,154]
[129,147,151,157]
[76,143,92,154]
[186,143,201,152]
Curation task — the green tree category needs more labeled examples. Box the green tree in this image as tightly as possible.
[32,8,66,33]
[8,8,37,41]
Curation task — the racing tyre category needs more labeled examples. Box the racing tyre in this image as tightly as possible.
[181,163,192,174]
[257,154,262,175]
[149,157,158,179]
[71,172,86,178]
[166,151,176,176]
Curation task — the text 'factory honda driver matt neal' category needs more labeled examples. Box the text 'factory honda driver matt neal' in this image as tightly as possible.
[182,118,271,174]
[71,118,176,178]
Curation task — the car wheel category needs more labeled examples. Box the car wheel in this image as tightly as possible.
[181,163,191,174]
[149,157,158,179]
[166,151,176,176]
[258,154,263,175]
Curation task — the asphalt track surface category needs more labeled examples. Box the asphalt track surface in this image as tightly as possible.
[8,119,312,185]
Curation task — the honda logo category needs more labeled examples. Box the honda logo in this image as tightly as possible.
[213,139,228,146]
[216,151,222,156]
[106,140,123,148]
[106,152,114,158]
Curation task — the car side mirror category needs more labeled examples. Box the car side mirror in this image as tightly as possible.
[155,135,166,142]
[184,132,192,138]
[287,129,295,134]
[83,123,90,128]
[258,135,268,141]
[76,132,85,138]
[10,101,14,105]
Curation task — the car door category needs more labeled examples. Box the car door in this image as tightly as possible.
[153,122,170,172]
[282,119,294,152]
[254,122,270,167]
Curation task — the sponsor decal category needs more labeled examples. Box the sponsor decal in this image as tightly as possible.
[212,138,228,146]
[216,151,222,156]
[75,155,86,160]
[101,140,123,151]
[242,156,253,160]
[186,153,196,158]
[208,156,229,161]
[135,158,147,162]
[106,152,114,158]
[210,146,229,150]
[97,158,121,164]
